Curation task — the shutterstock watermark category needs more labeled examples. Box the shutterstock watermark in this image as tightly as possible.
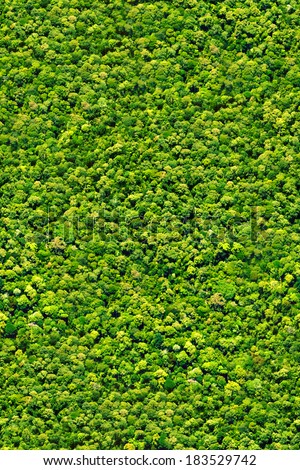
[12,206,267,248]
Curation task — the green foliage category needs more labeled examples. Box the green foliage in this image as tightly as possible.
[4,322,17,337]
[0,0,299,451]
[164,377,176,392]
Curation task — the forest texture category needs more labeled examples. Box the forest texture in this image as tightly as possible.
[0,0,300,450]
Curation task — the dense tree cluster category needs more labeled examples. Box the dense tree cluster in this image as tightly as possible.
[0,0,300,449]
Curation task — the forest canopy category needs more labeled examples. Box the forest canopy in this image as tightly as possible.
[0,0,300,450]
